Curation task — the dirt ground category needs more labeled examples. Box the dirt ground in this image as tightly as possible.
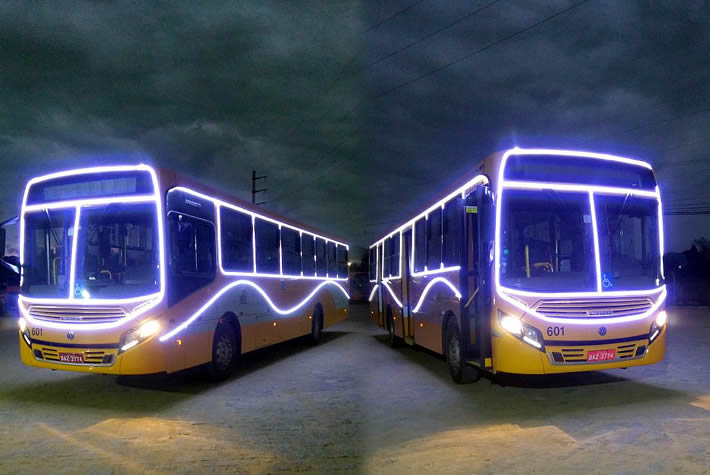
[1,304,709,474]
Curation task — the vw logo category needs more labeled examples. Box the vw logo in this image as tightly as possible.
[66,331,75,341]
[598,326,607,336]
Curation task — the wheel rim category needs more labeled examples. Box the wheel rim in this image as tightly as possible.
[448,331,461,369]
[215,335,233,370]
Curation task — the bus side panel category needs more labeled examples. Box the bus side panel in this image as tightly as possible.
[409,274,461,355]
[321,284,349,329]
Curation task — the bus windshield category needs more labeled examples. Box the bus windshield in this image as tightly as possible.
[74,202,160,299]
[21,209,76,297]
[595,194,661,291]
[499,189,596,292]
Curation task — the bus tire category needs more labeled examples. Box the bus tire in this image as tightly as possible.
[386,307,400,348]
[445,319,479,384]
[309,304,323,345]
[207,322,237,381]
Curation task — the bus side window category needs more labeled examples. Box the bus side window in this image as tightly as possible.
[443,200,460,266]
[281,227,301,276]
[302,234,316,276]
[168,212,216,305]
[414,218,426,273]
[368,246,377,281]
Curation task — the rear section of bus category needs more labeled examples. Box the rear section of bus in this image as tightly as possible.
[492,149,666,374]
[17,165,172,375]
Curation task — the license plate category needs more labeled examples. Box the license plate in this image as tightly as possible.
[587,349,616,362]
[59,352,84,363]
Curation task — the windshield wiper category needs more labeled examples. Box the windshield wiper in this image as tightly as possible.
[44,210,63,248]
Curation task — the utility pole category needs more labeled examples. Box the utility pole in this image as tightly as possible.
[252,170,267,205]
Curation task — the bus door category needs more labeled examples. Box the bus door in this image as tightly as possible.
[401,230,413,340]
[460,185,493,368]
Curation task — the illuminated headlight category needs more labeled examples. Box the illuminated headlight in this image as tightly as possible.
[18,317,27,333]
[119,320,160,353]
[498,311,544,351]
[649,311,667,344]
[499,313,522,335]
[655,311,667,327]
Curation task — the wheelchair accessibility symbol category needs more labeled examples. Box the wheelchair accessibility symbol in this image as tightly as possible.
[602,273,614,289]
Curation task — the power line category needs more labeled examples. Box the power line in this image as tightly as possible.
[272,0,595,205]
[371,0,594,101]
[362,0,503,72]
[366,0,427,32]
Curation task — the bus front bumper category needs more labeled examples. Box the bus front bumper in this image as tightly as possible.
[491,326,666,375]
[19,329,171,375]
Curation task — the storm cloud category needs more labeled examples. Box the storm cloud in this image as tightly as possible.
[0,0,708,257]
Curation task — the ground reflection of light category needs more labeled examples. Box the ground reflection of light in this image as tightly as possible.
[39,417,278,472]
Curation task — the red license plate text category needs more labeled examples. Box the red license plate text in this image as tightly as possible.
[59,352,84,363]
[587,349,616,362]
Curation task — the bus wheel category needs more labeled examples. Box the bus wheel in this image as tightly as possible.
[445,319,479,384]
[309,304,323,345]
[208,322,237,381]
[387,309,400,348]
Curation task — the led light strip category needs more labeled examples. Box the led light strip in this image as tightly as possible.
[502,180,658,198]
[370,174,489,248]
[381,281,403,308]
[495,148,664,301]
[498,285,667,325]
[411,266,460,277]
[20,165,167,316]
[411,277,461,313]
[18,294,163,330]
[159,279,349,341]
[23,194,157,212]
[588,192,602,292]
[368,284,379,302]
[174,186,348,281]
[67,207,81,299]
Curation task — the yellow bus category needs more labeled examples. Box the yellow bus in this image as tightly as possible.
[18,164,349,379]
[369,148,666,383]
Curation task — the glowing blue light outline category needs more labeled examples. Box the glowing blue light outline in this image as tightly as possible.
[159,279,349,341]
[412,277,462,313]
[174,186,348,281]
[495,148,665,302]
[588,192,602,292]
[381,280,403,308]
[368,284,379,302]
[18,164,167,330]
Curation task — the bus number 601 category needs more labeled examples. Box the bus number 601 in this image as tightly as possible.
[546,326,565,337]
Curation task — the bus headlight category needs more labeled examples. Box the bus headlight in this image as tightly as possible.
[655,311,667,327]
[498,311,544,351]
[499,313,522,335]
[119,320,160,354]
[649,311,667,343]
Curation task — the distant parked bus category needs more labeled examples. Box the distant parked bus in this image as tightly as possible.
[369,148,666,383]
[18,165,349,378]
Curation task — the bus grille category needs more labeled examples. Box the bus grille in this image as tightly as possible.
[535,297,653,319]
[550,343,647,365]
[35,346,116,366]
[27,305,127,323]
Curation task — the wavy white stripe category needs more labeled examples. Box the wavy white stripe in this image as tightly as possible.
[159,280,349,341]
[381,281,403,308]
[368,284,379,302]
[412,277,462,313]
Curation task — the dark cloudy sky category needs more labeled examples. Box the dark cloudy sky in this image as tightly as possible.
[1,0,709,259]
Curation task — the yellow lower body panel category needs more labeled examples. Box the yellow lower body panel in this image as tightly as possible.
[18,330,192,376]
[492,328,666,375]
